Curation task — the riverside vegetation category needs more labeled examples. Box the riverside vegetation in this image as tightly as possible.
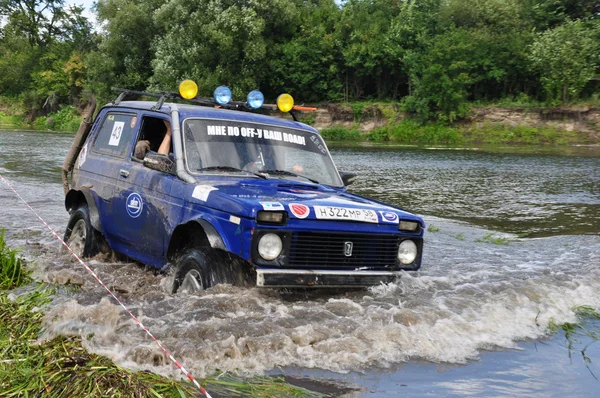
[0,0,599,134]
[0,229,326,397]
[1,100,596,146]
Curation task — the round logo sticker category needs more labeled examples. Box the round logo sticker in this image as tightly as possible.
[289,203,310,219]
[126,193,143,218]
[381,211,399,223]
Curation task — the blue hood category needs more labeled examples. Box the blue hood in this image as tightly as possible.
[187,178,422,225]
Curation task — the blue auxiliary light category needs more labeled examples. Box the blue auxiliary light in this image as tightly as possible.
[247,90,265,109]
[213,85,232,105]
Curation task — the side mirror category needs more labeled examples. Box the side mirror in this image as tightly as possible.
[143,152,175,174]
[339,171,357,186]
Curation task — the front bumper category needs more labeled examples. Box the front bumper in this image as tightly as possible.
[256,269,402,288]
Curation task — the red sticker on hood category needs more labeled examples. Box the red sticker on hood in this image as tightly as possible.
[289,203,310,219]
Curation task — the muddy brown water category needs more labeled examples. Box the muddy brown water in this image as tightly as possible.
[1,130,600,396]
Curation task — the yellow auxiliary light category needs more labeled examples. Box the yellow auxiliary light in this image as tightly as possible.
[277,93,294,113]
[179,80,198,100]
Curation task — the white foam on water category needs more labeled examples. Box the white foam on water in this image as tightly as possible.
[37,231,600,380]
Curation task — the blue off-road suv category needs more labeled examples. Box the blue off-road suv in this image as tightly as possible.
[61,82,424,293]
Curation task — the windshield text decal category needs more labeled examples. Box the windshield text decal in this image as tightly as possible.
[207,125,306,146]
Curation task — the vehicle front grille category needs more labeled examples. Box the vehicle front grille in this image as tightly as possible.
[287,231,400,269]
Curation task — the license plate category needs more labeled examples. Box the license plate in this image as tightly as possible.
[313,206,378,223]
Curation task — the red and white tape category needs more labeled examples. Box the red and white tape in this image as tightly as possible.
[0,174,211,398]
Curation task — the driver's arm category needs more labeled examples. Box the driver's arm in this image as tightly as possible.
[158,120,172,155]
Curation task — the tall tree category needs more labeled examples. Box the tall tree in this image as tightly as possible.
[528,20,600,103]
[151,0,299,98]
[336,0,401,100]
[92,0,164,92]
[0,0,95,109]
[269,0,343,102]
[0,0,83,47]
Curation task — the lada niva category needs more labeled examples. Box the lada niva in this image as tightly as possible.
[61,81,424,292]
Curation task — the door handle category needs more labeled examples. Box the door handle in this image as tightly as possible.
[119,169,129,178]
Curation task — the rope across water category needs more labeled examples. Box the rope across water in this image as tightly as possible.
[0,174,212,398]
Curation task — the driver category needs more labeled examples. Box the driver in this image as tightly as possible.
[134,120,171,159]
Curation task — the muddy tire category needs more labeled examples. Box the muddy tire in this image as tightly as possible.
[63,205,103,258]
[172,249,213,293]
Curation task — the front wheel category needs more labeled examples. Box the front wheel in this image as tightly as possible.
[172,249,213,294]
[63,205,103,258]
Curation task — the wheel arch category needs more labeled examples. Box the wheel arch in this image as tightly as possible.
[166,219,226,262]
[65,188,103,232]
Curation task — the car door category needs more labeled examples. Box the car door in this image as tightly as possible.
[112,113,183,268]
[85,110,138,243]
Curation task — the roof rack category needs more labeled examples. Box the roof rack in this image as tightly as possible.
[110,88,316,121]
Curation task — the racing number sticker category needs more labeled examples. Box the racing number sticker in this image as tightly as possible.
[108,121,125,147]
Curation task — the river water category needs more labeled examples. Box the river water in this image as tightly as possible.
[1,130,600,396]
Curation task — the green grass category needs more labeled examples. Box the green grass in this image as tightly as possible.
[546,305,600,379]
[319,115,585,146]
[475,233,512,245]
[466,123,580,145]
[320,126,362,141]
[368,120,465,144]
[0,111,27,129]
[0,229,30,289]
[427,224,440,233]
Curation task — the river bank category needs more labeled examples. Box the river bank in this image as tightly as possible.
[1,100,598,145]
[313,103,600,145]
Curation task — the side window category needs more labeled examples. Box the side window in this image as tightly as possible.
[133,116,170,160]
[92,112,137,158]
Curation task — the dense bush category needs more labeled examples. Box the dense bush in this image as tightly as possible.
[32,105,81,132]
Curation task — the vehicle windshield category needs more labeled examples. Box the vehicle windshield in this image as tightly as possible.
[182,118,343,187]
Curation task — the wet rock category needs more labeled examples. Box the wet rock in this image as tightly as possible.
[46,270,86,287]
[127,345,168,367]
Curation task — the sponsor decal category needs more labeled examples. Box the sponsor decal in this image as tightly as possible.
[379,211,399,223]
[229,215,241,225]
[260,201,284,211]
[314,206,378,223]
[192,185,217,201]
[108,121,125,146]
[289,203,310,219]
[77,143,88,168]
[130,116,137,128]
[126,192,143,218]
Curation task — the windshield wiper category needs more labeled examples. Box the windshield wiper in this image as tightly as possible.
[260,169,319,184]
[197,166,266,179]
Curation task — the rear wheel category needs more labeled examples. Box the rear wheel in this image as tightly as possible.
[63,205,103,258]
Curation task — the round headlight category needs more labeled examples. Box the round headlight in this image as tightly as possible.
[258,233,283,261]
[247,90,265,109]
[398,240,417,265]
[213,85,232,105]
